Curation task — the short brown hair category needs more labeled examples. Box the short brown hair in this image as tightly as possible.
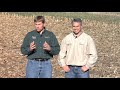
[34,16,45,23]
[71,18,82,26]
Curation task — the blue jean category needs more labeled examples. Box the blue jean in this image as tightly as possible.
[65,65,90,78]
[26,59,52,78]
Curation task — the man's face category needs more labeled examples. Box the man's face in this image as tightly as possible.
[72,22,82,35]
[35,21,45,32]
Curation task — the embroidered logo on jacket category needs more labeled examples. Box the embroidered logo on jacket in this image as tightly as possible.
[32,36,36,39]
[44,36,50,38]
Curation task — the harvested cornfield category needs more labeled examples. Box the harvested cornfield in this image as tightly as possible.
[0,12,120,78]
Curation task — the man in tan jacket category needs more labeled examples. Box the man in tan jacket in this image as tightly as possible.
[58,18,98,78]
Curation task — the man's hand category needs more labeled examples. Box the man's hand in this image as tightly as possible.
[43,41,51,51]
[62,65,70,72]
[30,41,36,51]
[81,65,89,72]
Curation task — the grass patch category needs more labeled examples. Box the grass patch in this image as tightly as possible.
[6,12,120,24]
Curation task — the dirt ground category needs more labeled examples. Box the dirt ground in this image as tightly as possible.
[0,13,120,78]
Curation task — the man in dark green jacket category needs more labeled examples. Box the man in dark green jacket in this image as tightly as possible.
[21,16,60,78]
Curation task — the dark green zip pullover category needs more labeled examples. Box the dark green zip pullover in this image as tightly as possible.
[21,29,60,60]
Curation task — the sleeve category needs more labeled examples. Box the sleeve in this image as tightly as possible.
[85,37,98,68]
[58,38,67,67]
[21,33,33,55]
[48,32,60,55]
